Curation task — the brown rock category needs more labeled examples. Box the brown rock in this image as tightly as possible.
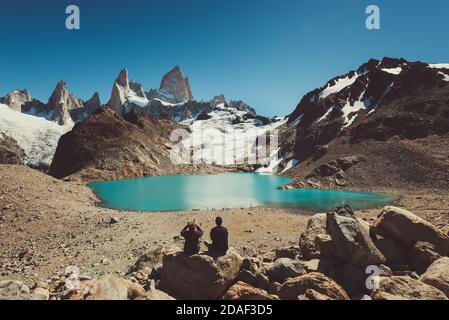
[420,257,449,298]
[299,213,330,259]
[297,288,333,300]
[373,206,449,255]
[373,237,408,270]
[223,282,279,300]
[159,249,242,300]
[408,241,441,274]
[372,276,447,300]
[278,272,350,300]
[32,287,50,300]
[264,258,307,283]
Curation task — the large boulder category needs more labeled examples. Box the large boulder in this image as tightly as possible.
[85,275,145,300]
[278,272,350,300]
[223,282,279,300]
[264,258,307,283]
[326,207,386,266]
[299,213,330,259]
[420,257,449,298]
[372,276,448,300]
[373,207,449,255]
[159,248,243,300]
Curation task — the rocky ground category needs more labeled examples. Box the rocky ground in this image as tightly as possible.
[1,164,449,300]
[0,165,308,286]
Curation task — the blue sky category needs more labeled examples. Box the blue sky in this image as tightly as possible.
[0,0,448,116]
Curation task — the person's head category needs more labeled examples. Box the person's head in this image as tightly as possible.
[215,217,223,226]
[187,222,196,231]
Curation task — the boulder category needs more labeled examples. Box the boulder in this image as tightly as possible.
[326,207,386,266]
[223,282,279,300]
[265,258,307,283]
[32,287,50,300]
[408,241,441,274]
[159,248,243,300]
[373,207,449,255]
[236,269,269,291]
[275,246,299,260]
[299,213,330,259]
[85,275,145,300]
[0,280,31,300]
[420,257,449,298]
[241,257,265,275]
[128,246,181,274]
[372,276,447,300]
[278,272,350,300]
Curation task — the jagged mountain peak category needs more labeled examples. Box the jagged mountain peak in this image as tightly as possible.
[0,89,34,111]
[116,69,130,87]
[159,65,194,103]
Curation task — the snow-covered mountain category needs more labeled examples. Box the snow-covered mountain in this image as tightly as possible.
[278,57,449,188]
[0,81,101,167]
[0,103,73,168]
[106,67,264,123]
[0,82,101,126]
[181,103,284,170]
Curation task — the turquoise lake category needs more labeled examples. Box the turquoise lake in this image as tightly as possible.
[89,173,395,212]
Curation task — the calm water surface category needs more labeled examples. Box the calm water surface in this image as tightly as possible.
[89,173,395,212]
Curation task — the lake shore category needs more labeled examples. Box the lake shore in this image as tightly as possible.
[1,164,448,288]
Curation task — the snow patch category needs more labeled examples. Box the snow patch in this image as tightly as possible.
[256,148,282,174]
[428,63,449,69]
[281,158,299,173]
[0,104,73,167]
[438,72,449,82]
[382,67,402,75]
[319,74,359,100]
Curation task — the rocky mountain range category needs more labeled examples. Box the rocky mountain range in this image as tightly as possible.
[0,82,101,125]
[107,66,262,123]
[280,57,449,189]
[2,57,449,187]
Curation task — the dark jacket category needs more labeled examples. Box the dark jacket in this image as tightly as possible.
[210,225,228,254]
[181,225,203,255]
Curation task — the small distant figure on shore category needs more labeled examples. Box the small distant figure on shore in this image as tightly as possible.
[181,221,203,256]
[205,217,229,256]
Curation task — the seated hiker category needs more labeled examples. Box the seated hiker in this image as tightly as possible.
[205,217,229,256]
[180,221,203,255]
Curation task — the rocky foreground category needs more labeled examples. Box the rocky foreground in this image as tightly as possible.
[1,165,449,300]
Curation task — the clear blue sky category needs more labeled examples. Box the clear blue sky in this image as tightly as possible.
[1,0,448,116]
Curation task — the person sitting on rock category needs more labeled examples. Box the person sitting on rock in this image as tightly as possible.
[205,217,228,256]
[181,221,203,256]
